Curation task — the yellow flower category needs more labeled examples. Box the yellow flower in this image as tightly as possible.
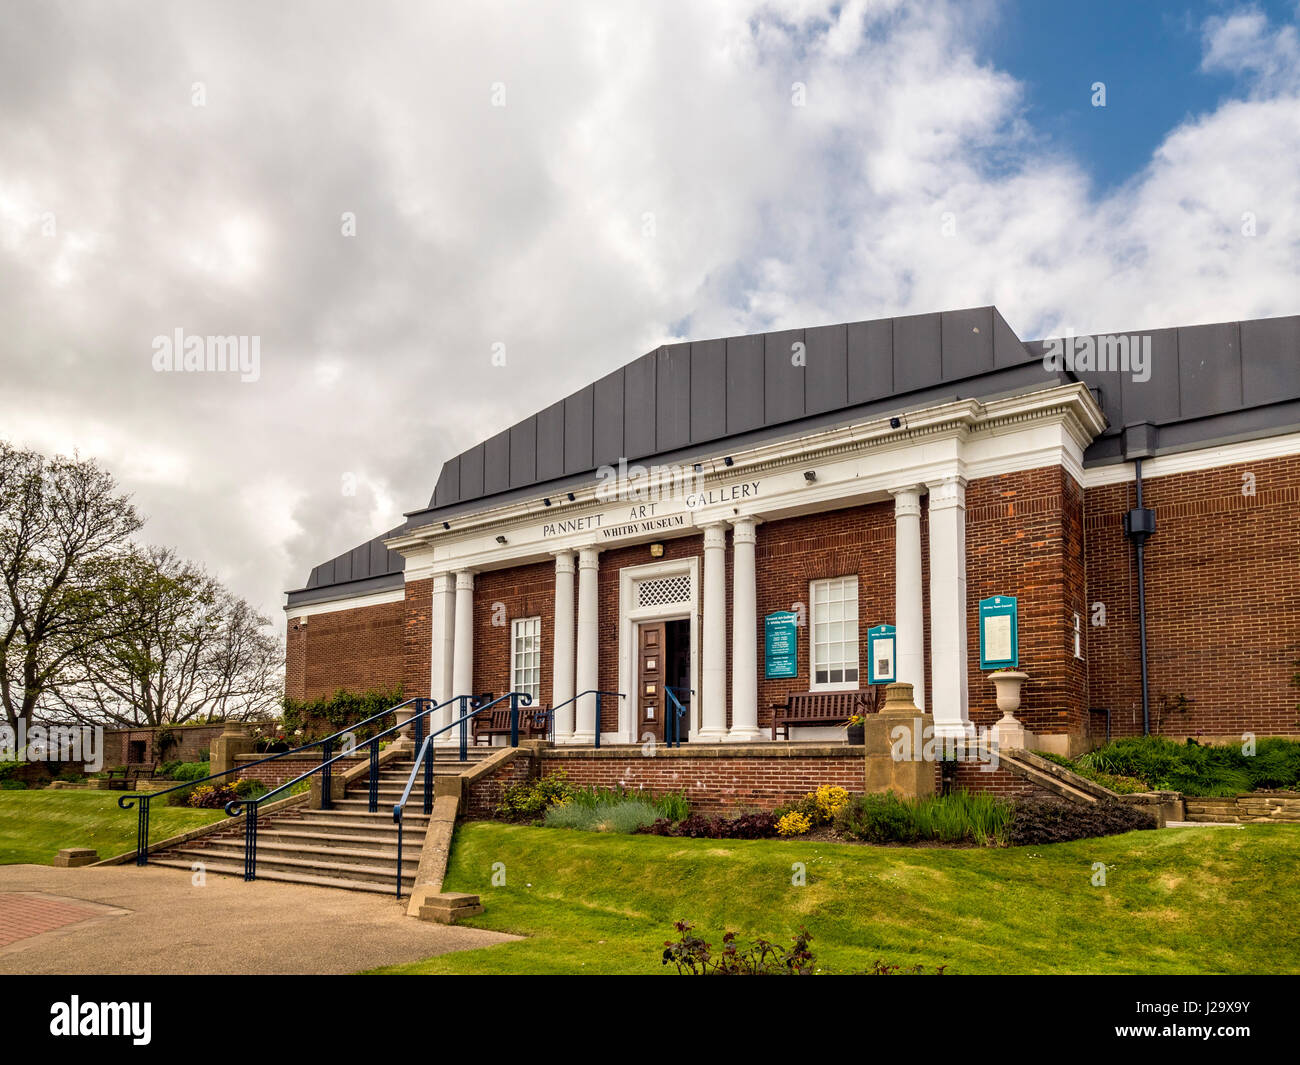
[776,811,812,836]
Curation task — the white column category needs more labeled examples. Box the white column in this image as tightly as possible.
[574,546,600,744]
[727,517,761,741]
[698,523,728,741]
[451,570,475,706]
[927,475,970,737]
[890,486,926,711]
[430,572,457,740]
[551,550,577,742]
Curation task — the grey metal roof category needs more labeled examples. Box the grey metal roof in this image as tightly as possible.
[288,307,1300,605]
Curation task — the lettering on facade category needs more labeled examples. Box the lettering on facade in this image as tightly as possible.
[602,514,687,539]
[539,480,762,542]
[684,482,759,508]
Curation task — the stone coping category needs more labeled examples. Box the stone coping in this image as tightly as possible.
[542,742,864,760]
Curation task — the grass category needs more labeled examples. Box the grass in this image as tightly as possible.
[0,788,226,865]
[375,821,1300,975]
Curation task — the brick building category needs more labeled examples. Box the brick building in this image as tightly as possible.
[285,306,1300,756]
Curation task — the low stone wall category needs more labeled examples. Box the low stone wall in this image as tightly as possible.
[1184,792,1300,824]
[462,752,534,819]
[234,753,365,789]
[539,745,865,814]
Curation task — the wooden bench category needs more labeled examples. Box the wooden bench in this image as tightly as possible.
[472,706,552,745]
[104,764,158,790]
[768,689,877,741]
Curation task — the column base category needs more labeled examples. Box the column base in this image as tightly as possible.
[570,730,597,745]
[693,727,729,743]
[725,726,763,742]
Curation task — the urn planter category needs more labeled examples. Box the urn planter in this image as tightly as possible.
[989,671,1029,749]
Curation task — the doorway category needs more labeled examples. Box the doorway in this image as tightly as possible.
[637,618,692,743]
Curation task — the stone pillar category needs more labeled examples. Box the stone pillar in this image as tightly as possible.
[574,547,600,743]
[551,550,577,742]
[209,720,253,777]
[927,475,970,738]
[451,570,475,705]
[863,681,936,798]
[431,572,457,741]
[699,523,728,741]
[727,517,761,741]
[890,485,926,710]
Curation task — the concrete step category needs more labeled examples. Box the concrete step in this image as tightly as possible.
[148,857,407,895]
[277,816,409,838]
[172,839,420,869]
[254,827,426,849]
[166,844,416,886]
[305,801,431,821]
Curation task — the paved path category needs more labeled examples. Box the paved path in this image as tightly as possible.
[0,864,516,974]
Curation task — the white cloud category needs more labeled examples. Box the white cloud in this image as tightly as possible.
[1,0,1297,626]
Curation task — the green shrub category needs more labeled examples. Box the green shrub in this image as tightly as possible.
[565,784,690,821]
[0,780,28,790]
[234,778,267,800]
[544,798,661,833]
[834,791,1013,846]
[498,771,575,820]
[170,762,211,782]
[1078,736,1300,796]
[1007,797,1156,845]
[281,686,403,745]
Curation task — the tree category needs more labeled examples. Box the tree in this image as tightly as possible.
[0,442,144,731]
[48,547,282,726]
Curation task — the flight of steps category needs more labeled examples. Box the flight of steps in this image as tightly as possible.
[148,746,497,895]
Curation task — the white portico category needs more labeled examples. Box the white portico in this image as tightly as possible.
[388,384,1105,744]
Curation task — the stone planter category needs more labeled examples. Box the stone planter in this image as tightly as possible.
[394,704,416,748]
[846,723,865,745]
[989,671,1028,749]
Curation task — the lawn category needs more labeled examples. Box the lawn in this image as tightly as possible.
[0,789,226,865]
[378,822,1300,975]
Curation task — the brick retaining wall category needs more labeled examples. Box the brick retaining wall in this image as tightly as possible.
[234,753,365,789]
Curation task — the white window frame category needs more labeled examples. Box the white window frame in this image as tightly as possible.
[809,576,860,691]
[510,616,542,702]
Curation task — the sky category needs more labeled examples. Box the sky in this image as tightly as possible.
[2,0,1298,630]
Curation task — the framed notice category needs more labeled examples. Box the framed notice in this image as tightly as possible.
[867,624,896,685]
[764,611,799,679]
[979,596,1019,670]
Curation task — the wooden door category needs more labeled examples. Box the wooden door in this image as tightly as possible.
[637,622,666,742]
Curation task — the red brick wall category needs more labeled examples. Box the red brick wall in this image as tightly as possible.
[463,753,535,819]
[940,760,1045,800]
[965,466,1088,740]
[234,753,364,789]
[540,750,865,814]
[472,561,557,709]
[755,503,900,730]
[404,579,432,700]
[1084,454,1300,739]
[285,598,406,702]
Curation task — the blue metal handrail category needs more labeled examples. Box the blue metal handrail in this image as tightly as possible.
[665,686,690,748]
[222,694,475,885]
[117,695,430,866]
[545,689,625,748]
[391,691,533,897]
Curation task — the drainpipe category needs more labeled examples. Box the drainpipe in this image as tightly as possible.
[1121,424,1158,736]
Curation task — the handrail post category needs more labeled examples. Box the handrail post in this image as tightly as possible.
[459,695,469,763]
[423,738,433,815]
[510,692,519,747]
[414,701,424,750]
[244,802,258,881]
[396,819,404,899]
[136,796,151,866]
[594,691,602,749]
[320,738,334,811]
[368,737,379,813]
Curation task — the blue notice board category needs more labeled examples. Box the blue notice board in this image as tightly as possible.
[764,611,798,679]
[978,596,1019,670]
[867,624,896,685]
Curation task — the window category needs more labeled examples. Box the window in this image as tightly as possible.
[511,617,542,701]
[810,577,859,689]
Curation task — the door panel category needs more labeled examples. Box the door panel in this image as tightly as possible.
[638,622,666,743]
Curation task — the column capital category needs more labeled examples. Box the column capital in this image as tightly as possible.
[728,515,760,545]
[577,545,602,569]
[890,485,925,519]
[702,523,728,549]
[926,475,967,511]
[551,549,577,572]
[454,569,475,591]
[432,571,457,593]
